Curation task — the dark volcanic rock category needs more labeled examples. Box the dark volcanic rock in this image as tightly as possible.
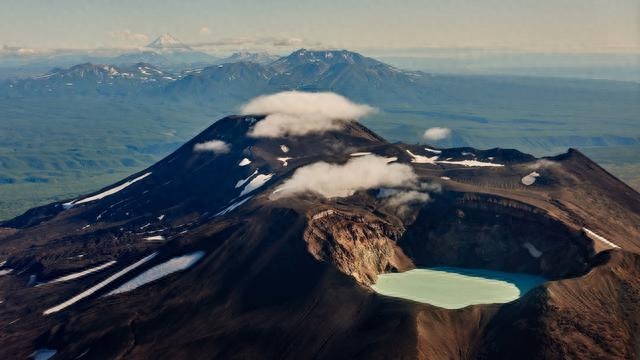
[0,116,639,359]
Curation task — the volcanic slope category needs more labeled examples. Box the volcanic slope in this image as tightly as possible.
[0,115,639,359]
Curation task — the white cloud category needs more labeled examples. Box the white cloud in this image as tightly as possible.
[193,140,230,153]
[199,26,211,35]
[378,189,430,207]
[247,113,347,138]
[423,127,451,141]
[272,37,304,46]
[189,36,320,50]
[272,155,417,199]
[528,159,558,170]
[110,30,149,43]
[0,45,40,56]
[241,91,376,138]
[377,185,439,216]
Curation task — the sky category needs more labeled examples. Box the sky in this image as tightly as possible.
[0,0,638,55]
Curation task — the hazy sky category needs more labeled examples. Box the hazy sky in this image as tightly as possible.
[1,0,638,54]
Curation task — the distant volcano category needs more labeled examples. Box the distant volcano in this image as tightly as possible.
[146,33,192,51]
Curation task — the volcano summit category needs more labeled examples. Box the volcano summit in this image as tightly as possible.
[0,92,639,359]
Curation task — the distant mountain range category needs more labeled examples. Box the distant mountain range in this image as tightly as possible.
[1,48,427,103]
[4,47,636,114]
[215,51,279,65]
[3,62,176,95]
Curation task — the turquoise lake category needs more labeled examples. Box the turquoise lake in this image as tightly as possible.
[371,267,547,309]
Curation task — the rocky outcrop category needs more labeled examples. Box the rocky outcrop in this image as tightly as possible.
[304,208,413,284]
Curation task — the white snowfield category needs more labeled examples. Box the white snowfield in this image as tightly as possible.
[107,251,205,296]
[424,147,442,154]
[521,171,541,186]
[280,145,290,153]
[0,269,13,276]
[45,261,117,285]
[63,172,152,208]
[236,170,258,188]
[215,196,254,216]
[583,228,621,249]
[43,252,157,315]
[350,152,373,157]
[239,173,274,197]
[144,235,165,242]
[522,242,543,258]
[437,159,504,167]
[405,150,503,167]
[405,150,438,164]
[277,157,293,166]
[238,158,252,166]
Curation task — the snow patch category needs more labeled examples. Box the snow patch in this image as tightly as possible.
[157,214,165,221]
[0,269,13,276]
[440,176,451,180]
[43,253,157,315]
[522,242,543,258]
[437,159,503,167]
[424,147,442,154]
[280,145,290,153]
[405,150,503,167]
[350,152,373,157]
[277,157,293,166]
[583,228,620,249]
[46,261,116,285]
[216,196,254,216]
[521,172,541,186]
[238,158,252,166]
[239,173,273,196]
[108,251,205,295]
[405,150,437,164]
[145,235,165,242]
[235,170,258,188]
[64,172,151,208]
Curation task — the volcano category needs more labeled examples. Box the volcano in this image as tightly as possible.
[1,93,639,359]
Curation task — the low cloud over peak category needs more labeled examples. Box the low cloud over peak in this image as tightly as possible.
[423,127,451,141]
[241,91,376,138]
[272,155,417,199]
[193,140,230,154]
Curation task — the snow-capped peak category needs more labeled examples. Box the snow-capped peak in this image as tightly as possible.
[146,34,190,50]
